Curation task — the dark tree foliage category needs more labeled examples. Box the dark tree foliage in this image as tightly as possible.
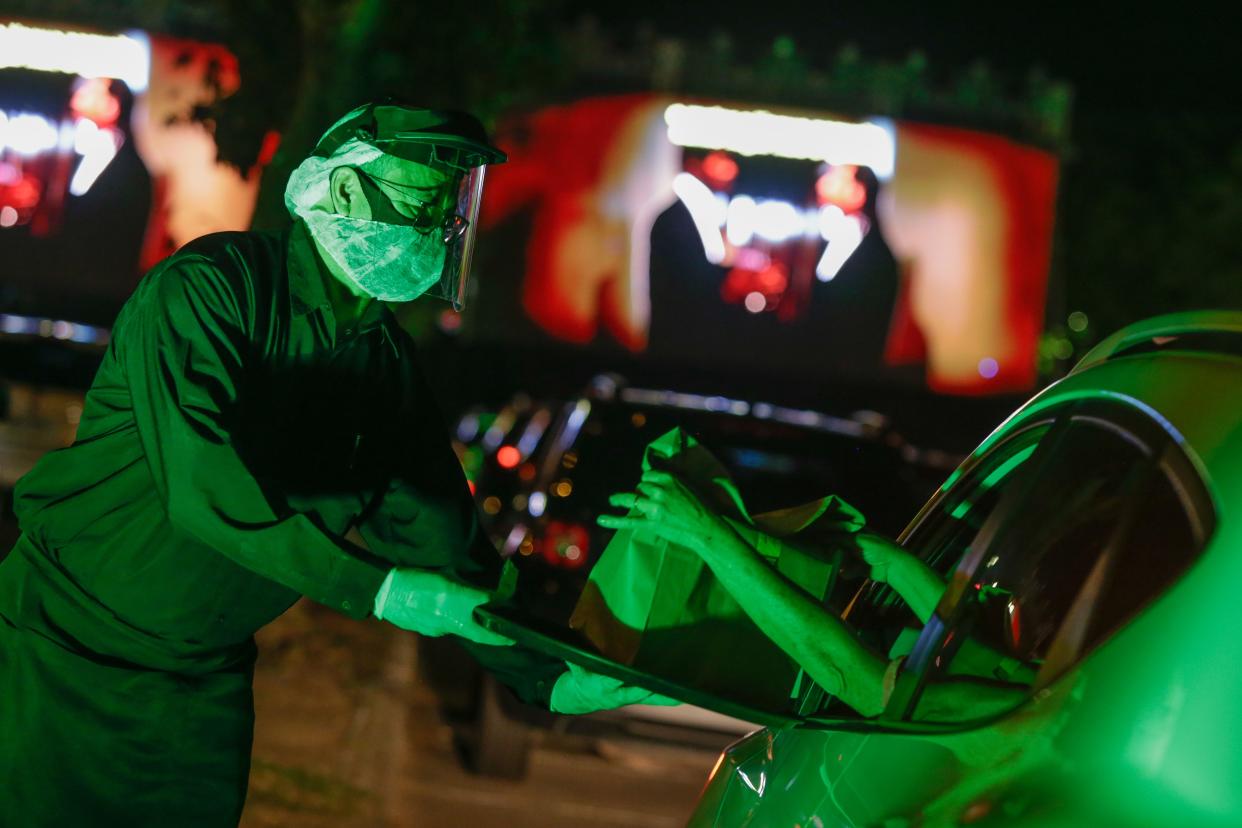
[1060,114,1242,337]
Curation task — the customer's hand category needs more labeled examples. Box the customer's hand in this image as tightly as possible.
[597,468,725,553]
[373,568,514,647]
[857,533,915,585]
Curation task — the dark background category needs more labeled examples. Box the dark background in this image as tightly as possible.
[0,1,1237,440]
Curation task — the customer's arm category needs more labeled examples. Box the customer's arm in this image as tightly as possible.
[717,521,947,625]
[600,470,889,717]
[855,533,947,624]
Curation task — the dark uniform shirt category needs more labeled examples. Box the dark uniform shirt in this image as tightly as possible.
[0,223,561,700]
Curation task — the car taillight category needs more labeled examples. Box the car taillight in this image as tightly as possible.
[496,445,521,469]
[540,520,590,569]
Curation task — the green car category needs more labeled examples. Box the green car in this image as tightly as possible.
[680,311,1242,827]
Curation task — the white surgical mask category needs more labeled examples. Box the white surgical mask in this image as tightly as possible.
[303,211,447,302]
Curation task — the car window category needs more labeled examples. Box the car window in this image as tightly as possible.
[792,421,1049,719]
[889,403,1212,724]
[1076,441,1210,660]
[839,422,1051,662]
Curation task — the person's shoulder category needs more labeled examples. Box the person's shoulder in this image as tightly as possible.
[177,229,285,279]
[144,229,285,316]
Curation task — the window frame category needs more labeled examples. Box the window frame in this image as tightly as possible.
[835,418,1053,658]
[878,398,1214,727]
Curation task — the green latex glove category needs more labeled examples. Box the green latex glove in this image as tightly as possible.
[550,662,681,714]
[373,568,514,647]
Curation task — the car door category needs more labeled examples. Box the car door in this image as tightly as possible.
[744,399,1213,828]
[473,391,1211,825]
[686,397,1212,827]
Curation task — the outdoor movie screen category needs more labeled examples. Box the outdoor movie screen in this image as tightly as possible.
[471,94,1059,395]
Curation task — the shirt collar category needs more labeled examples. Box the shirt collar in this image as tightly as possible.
[287,219,403,358]
[287,219,333,318]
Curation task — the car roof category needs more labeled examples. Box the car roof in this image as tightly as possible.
[980,312,1241,474]
[1071,310,1242,375]
[957,314,1242,564]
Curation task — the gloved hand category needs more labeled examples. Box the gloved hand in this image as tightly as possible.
[550,661,680,714]
[373,568,514,647]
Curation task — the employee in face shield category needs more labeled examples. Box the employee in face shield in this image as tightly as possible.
[0,103,653,828]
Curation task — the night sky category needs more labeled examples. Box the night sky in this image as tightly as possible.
[578,2,1232,117]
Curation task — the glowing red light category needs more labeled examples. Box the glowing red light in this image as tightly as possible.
[70,78,121,127]
[467,480,477,495]
[720,261,788,307]
[702,151,739,184]
[496,445,521,469]
[755,263,788,294]
[438,309,463,333]
[815,164,867,213]
[2,176,41,209]
[256,130,282,166]
[540,521,591,569]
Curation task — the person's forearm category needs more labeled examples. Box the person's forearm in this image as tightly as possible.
[723,518,942,651]
[719,515,766,550]
[695,518,888,716]
[889,555,946,624]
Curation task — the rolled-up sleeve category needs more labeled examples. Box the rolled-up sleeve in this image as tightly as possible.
[121,255,388,618]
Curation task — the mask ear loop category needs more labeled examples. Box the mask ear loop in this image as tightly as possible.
[352,168,433,230]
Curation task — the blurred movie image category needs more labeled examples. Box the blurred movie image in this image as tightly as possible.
[476,94,1059,394]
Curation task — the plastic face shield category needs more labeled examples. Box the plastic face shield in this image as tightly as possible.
[309,106,505,309]
[369,141,493,311]
[438,163,486,311]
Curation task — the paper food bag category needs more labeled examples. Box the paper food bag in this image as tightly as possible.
[569,428,864,712]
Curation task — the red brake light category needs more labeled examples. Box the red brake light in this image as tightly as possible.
[540,521,590,569]
[496,445,521,469]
